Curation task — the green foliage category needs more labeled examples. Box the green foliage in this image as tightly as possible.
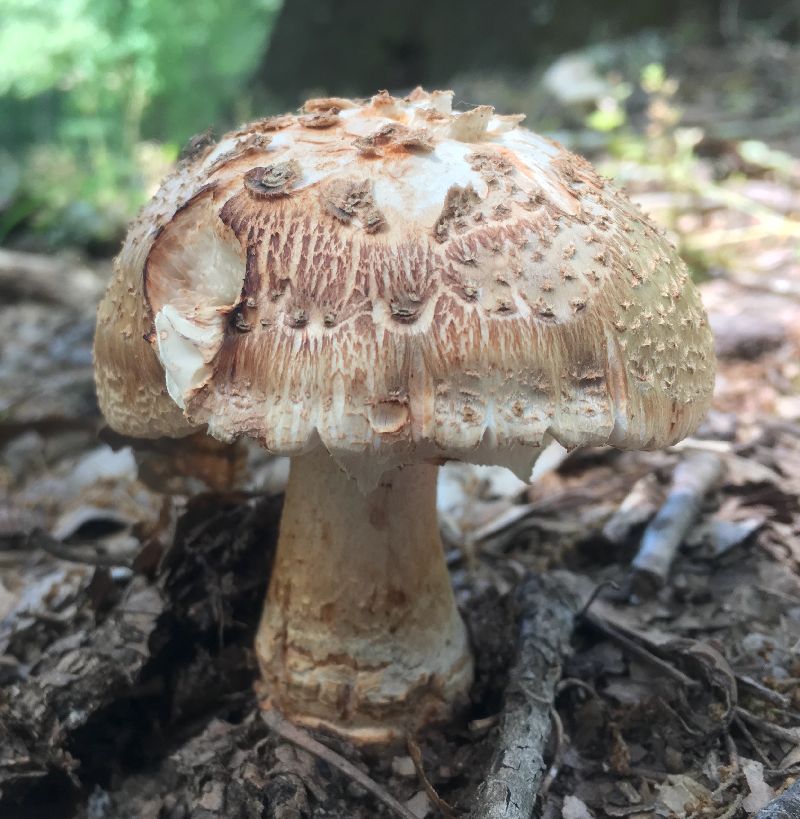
[583,60,800,281]
[0,0,283,245]
[585,87,630,133]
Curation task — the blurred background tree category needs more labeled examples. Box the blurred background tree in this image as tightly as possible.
[0,0,797,253]
[0,0,283,248]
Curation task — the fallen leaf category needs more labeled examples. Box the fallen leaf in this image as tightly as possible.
[562,794,595,819]
[405,790,432,818]
[655,774,711,818]
[741,757,775,813]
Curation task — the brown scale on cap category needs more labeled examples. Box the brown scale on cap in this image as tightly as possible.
[95,88,715,744]
[243,161,300,199]
[206,133,273,176]
[178,128,216,164]
[302,96,358,113]
[322,178,386,233]
[246,114,294,134]
[354,121,435,156]
[298,110,340,129]
[433,184,481,241]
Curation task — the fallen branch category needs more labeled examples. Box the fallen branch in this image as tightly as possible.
[470,571,591,819]
[0,578,164,798]
[0,248,105,311]
[632,453,723,591]
[755,777,800,819]
[260,709,417,819]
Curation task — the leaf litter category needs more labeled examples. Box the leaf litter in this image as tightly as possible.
[1,45,800,819]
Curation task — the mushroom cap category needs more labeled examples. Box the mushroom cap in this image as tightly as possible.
[94,88,715,488]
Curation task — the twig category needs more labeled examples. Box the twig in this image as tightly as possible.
[716,793,744,819]
[540,708,566,796]
[754,777,800,819]
[578,581,621,619]
[581,610,699,690]
[737,675,793,710]
[406,737,456,818]
[766,766,800,778]
[602,474,660,544]
[260,709,417,819]
[28,528,135,569]
[470,571,591,819]
[712,733,742,800]
[556,677,601,700]
[734,714,773,767]
[632,453,723,591]
[469,473,627,546]
[735,707,800,746]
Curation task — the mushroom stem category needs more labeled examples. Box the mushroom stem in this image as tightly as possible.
[256,447,473,744]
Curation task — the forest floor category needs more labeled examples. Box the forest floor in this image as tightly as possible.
[1,37,800,819]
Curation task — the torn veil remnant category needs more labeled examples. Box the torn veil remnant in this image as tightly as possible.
[93,87,715,745]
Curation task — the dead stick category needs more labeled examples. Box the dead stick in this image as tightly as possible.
[755,777,800,819]
[0,248,104,310]
[407,736,456,817]
[260,709,417,819]
[470,572,591,819]
[737,675,793,709]
[734,714,772,767]
[581,611,699,690]
[602,473,660,545]
[29,528,135,569]
[632,453,723,590]
[735,706,800,746]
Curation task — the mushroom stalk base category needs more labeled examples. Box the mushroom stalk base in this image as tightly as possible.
[256,448,473,744]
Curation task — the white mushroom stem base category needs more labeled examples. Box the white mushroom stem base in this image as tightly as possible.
[255,447,473,744]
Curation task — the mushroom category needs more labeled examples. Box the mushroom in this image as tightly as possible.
[94,88,715,744]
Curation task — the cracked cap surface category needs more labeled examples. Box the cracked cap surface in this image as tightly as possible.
[94,88,715,488]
